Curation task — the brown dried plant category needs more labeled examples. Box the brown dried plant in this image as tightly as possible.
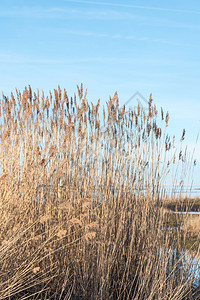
[0,85,197,299]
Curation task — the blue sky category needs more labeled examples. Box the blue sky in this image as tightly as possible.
[0,0,200,190]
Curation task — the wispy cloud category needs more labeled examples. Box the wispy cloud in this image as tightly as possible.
[0,53,149,65]
[65,0,200,15]
[2,51,199,67]
[1,3,200,30]
[0,6,137,20]
[0,7,81,18]
[43,28,180,46]
[0,53,109,64]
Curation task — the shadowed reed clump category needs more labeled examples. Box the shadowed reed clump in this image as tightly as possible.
[0,85,199,299]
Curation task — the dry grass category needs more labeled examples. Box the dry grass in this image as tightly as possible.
[0,85,199,299]
[182,215,200,235]
[162,196,200,212]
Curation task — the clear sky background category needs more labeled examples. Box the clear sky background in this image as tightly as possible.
[0,0,200,192]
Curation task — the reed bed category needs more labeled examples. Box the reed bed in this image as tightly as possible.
[0,85,199,299]
[182,215,200,236]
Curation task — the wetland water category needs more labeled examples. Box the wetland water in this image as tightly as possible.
[174,211,200,215]
[161,208,200,293]
[159,248,200,289]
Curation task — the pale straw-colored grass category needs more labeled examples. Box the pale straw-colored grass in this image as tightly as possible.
[0,84,198,299]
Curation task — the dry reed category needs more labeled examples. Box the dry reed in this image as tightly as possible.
[0,84,199,299]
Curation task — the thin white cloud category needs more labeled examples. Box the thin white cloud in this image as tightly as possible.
[42,28,180,46]
[1,3,200,30]
[46,6,129,19]
[1,52,200,68]
[125,35,135,40]
[0,55,103,64]
[113,34,121,39]
[65,0,200,15]
[97,33,109,38]
[0,7,82,18]
[0,6,137,20]
[0,53,144,64]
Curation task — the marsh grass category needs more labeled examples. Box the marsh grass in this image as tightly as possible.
[0,85,199,299]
